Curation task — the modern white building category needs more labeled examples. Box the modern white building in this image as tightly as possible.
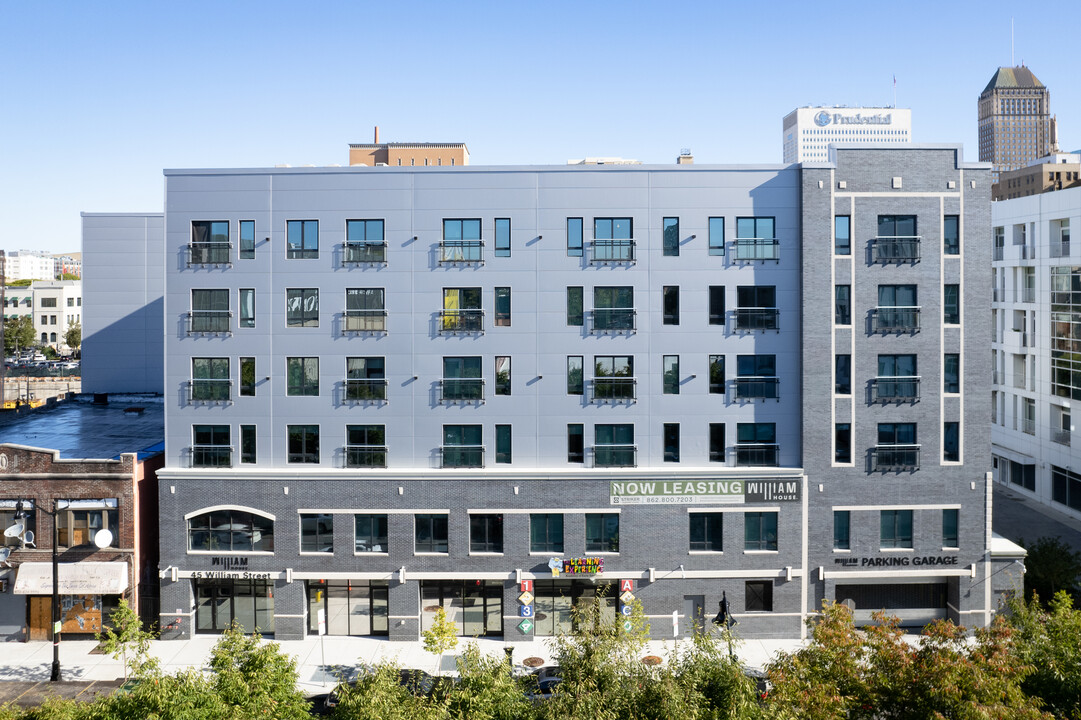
[991,182,1081,519]
[782,107,912,163]
[3,250,55,283]
[29,280,82,352]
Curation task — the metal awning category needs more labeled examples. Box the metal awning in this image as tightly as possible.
[13,562,128,595]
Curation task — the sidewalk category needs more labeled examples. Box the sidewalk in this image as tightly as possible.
[0,634,808,695]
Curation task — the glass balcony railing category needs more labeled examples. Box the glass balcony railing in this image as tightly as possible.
[595,445,636,468]
[734,444,779,467]
[189,379,231,402]
[872,236,921,263]
[191,446,232,468]
[734,308,779,331]
[872,307,920,333]
[439,309,484,333]
[441,446,484,468]
[188,242,231,265]
[1053,429,1071,446]
[345,446,388,468]
[592,378,637,402]
[188,311,231,334]
[871,377,920,403]
[343,242,387,264]
[733,238,780,261]
[440,378,484,402]
[439,240,483,263]
[344,379,387,401]
[871,445,920,471]
[591,239,635,262]
[591,309,636,332]
[734,377,779,400]
[343,310,387,332]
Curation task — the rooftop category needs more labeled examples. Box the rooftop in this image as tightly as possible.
[0,396,163,460]
[982,66,1045,95]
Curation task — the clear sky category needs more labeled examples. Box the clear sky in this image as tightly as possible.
[2,0,1079,254]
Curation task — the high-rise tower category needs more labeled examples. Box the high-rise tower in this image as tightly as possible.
[978,66,1051,183]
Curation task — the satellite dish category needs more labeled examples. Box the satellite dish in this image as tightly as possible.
[0,547,10,562]
[22,530,34,545]
[3,522,23,538]
[93,529,113,549]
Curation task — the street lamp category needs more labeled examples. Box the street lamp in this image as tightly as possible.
[712,590,738,660]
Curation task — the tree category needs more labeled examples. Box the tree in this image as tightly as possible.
[206,623,312,719]
[3,316,35,354]
[64,321,81,352]
[422,606,459,665]
[1006,591,1081,719]
[96,598,159,681]
[1021,536,1081,604]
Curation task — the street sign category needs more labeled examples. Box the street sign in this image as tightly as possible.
[317,608,326,636]
[620,591,634,604]
[518,618,534,634]
[520,605,534,618]
[53,621,62,634]
[518,591,534,605]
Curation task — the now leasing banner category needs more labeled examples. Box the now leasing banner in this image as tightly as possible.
[609,479,801,505]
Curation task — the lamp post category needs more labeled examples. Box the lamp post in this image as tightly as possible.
[712,590,737,661]
[9,500,61,681]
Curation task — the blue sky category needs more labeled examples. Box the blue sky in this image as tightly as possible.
[2,0,1079,254]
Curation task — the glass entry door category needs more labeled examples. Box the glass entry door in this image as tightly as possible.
[307,581,388,636]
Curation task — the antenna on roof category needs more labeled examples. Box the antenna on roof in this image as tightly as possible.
[1011,18,1014,66]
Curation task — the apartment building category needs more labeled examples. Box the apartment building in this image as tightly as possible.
[30,280,81,352]
[993,152,1081,201]
[149,146,1010,642]
[2,250,55,283]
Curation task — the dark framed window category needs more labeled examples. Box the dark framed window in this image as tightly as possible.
[346,357,385,401]
[709,423,725,462]
[567,356,584,395]
[345,288,386,332]
[835,215,851,255]
[470,514,504,553]
[944,284,960,324]
[441,287,482,332]
[944,354,960,394]
[944,215,960,255]
[593,217,634,261]
[442,356,483,401]
[737,217,774,239]
[585,513,619,552]
[191,357,230,401]
[880,510,913,549]
[663,423,680,462]
[441,219,482,262]
[288,424,319,464]
[239,220,255,259]
[835,285,851,325]
[530,514,563,553]
[663,355,679,394]
[567,424,584,463]
[835,423,851,463]
[835,354,851,394]
[442,424,483,468]
[709,355,725,394]
[879,284,917,306]
[240,425,256,464]
[709,286,725,325]
[495,425,511,464]
[240,357,255,396]
[944,422,960,462]
[355,514,388,553]
[287,357,319,396]
[744,512,778,551]
[833,511,850,550]
[878,422,916,444]
[878,215,917,237]
[286,288,319,327]
[567,217,584,257]
[191,289,230,333]
[595,424,634,467]
[56,499,120,549]
[346,424,386,468]
[594,355,634,401]
[737,354,775,376]
[239,288,255,328]
[689,513,722,551]
[567,287,583,326]
[745,581,773,612]
[662,286,679,325]
[191,221,230,264]
[494,218,511,257]
[494,287,511,326]
[287,220,319,259]
[593,286,634,331]
[415,514,449,553]
[942,509,959,548]
[193,424,231,467]
[495,356,511,396]
[663,217,679,256]
[300,513,333,553]
[708,217,725,256]
[345,219,386,263]
[187,508,273,552]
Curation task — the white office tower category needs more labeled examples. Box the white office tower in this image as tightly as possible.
[783,107,912,163]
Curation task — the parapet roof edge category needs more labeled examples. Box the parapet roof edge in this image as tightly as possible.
[164,163,798,176]
[80,212,164,217]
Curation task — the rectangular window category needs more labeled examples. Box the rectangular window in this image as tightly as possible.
[567,356,584,395]
[191,357,230,401]
[585,513,619,552]
[495,356,511,396]
[662,286,679,325]
[835,423,851,463]
[239,288,255,328]
[300,513,333,553]
[345,219,387,263]
[594,355,635,401]
[288,424,319,464]
[833,511,851,550]
[346,357,386,401]
[567,286,584,326]
[735,217,777,260]
[442,357,483,401]
[709,286,725,325]
[40,297,57,308]
[530,514,564,553]
[441,287,482,332]
[190,221,230,263]
[286,288,319,327]
[346,424,386,468]
[835,354,851,395]
[835,285,851,325]
[287,219,319,259]
[470,514,504,553]
[441,219,482,262]
[593,286,634,331]
[593,217,634,262]
[942,509,959,548]
[944,284,960,324]
[192,424,231,467]
[494,287,511,326]
[663,217,680,256]
[415,514,449,553]
[567,424,584,463]
[944,215,960,255]
[287,357,319,396]
[240,424,256,464]
[880,510,913,549]
[567,217,583,257]
[442,424,483,468]
[190,289,230,333]
[345,288,386,331]
[595,423,635,467]
[735,354,778,399]
[709,423,725,462]
[708,217,725,256]
[944,354,960,394]
[735,423,777,466]
[239,220,255,259]
[663,423,680,462]
[835,215,851,255]
[56,499,119,549]
[709,355,725,394]
[495,425,512,464]
[944,422,960,462]
[745,581,773,612]
[663,355,679,394]
[690,513,723,551]
[494,218,511,257]
[744,512,778,551]
[240,357,255,397]
[355,514,388,553]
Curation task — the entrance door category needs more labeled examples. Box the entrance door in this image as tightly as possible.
[28,597,51,641]
[683,595,705,636]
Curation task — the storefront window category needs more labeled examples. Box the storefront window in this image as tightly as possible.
[420,581,502,637]
[307,580,388,636]
[533,580,616,637]
[195,578,274,634]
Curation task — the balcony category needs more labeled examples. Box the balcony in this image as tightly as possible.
[1021,288,1036,303]
[343,310,387,333]
[189,379,232,404]
[591,378,637,403]
[734,308,779,331]
[733,377,780,400]
[191,446,232,468]
[345,445,388,468]
[441,446,484,468]
[1053,429,1071,446]
[871,445,920,472]
[595,445,637,468]
[590,309,636,333]
[439,309,484,333]
[440,378,484,403]
[1050,240,1071,258]
[187,311,231,335]
[591,239,635,263]
[993,247,1004,261]
[871,307,920,334]
[343,242,387,264]
[1022,418,1035,435]
[188,242,231,266]
[870,377,920,403]
[439,240,483,264]
[872,236,921,263]
[733,238,780,262]
[734,444,779,467]
[344,379,388,402]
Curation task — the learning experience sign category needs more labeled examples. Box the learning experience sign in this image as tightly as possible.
[609,479,801,505]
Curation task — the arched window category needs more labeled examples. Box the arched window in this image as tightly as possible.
[41,333,48,343]
[187,508,274,552]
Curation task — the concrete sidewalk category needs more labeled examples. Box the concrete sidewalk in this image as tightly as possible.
[0,635,808,695]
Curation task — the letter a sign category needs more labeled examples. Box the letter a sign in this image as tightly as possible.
[620,579,634,592]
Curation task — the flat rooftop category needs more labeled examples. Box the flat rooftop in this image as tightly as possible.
[0,396,163,460]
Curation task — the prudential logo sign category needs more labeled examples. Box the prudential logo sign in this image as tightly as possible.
[814,111,832,127]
